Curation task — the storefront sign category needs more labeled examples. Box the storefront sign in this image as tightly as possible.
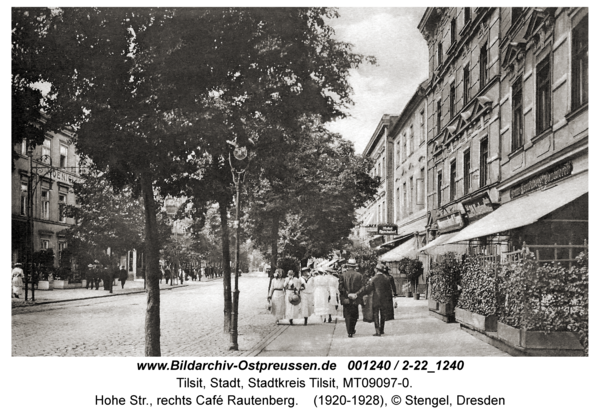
[50,170,75,184]
[463,193,494,220]
[510,162,573,199]
[377,224,398,235]
[368,235,385,248]
[436,212,465,233]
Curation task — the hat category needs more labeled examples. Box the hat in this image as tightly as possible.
[375,263,389,273]
[301,267,310,272]
[14,263,23,267]
[347,259,357,267]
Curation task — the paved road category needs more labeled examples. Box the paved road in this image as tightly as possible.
[12,272,277,357]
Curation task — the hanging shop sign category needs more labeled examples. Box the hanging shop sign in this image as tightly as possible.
[377,224,398,235]
[50,170,75,184]
[510,161,573,199]
[369,235,385,248]
[436,211,465,234]
[463,192,494,220]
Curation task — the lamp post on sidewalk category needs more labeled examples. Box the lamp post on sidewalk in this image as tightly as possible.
[165,198,181,287]
[228,143,249,351]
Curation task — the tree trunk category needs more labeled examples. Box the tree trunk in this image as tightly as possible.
[219,200,232,333]
[140,174,161,356]
[267,213,280,295]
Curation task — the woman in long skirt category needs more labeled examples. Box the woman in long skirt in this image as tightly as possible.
[312,270,330,322]
[268,269,286,324]
[300,268,315,326]
[284,270,304,325]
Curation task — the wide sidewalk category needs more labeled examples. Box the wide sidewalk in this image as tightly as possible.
[251,297,510,357]
[10,278,219,307]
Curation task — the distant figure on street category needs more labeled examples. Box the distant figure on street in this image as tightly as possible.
[284,270,304,325]
[86,264,94,289]
[300,267,314,326]
[339,259,364,338]
[267,268,286,325]
[350,263,397,337]
[12,263,24,299]
[164,267,171,285]
[119,266,128,289]
[102,266,111,291]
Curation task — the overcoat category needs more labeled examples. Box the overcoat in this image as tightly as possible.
[356,272,396,321]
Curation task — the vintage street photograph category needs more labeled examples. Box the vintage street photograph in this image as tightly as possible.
[11,7,588,358]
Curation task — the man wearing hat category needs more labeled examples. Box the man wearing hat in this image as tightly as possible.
[350,263,397,336]
[339,259,364,337]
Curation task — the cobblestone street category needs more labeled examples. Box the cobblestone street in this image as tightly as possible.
[12,272,277,357]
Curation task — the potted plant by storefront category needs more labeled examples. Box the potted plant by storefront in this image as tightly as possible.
[427,252,461,322]
[455,255,498,333]
[399,257,423,300]
[495,251,587,356]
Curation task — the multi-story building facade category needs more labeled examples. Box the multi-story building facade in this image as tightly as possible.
[418,7,503,256]
[418,7,587,263]
[12,127,82,268]
[357,115,398,247]
[445,7,588,258]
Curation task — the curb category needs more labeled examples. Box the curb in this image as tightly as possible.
[12,285,189,308]
[244,325,289,357]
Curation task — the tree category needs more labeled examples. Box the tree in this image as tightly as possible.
[15,7,371,355]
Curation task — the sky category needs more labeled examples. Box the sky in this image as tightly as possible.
[325,8,429,155]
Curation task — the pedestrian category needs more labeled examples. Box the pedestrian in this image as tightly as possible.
[326,268,340,323]
[284,269,304,325]
[300,267,315,326]
[86,264,94,289]
[47,270,54,290]
[339,259,364,338]
[94,262,101,290]
[12,263,24,299]
[102,265,111,291]
[119,266,128,289]
[312,269,330,323]
[350,263,397,337]
[164,267,171,285]
[267,268,286,325]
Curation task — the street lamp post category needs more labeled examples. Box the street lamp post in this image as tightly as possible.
[165,198,180,287]
[228,144,248,351]
[26,141,34,302]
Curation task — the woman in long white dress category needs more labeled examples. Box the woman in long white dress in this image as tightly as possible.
[268,269,286,324]
[327,271,340,323]
[312,270,330,322]
[284,270,304,325]
[300,268,315,326]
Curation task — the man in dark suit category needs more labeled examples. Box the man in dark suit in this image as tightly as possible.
[339,259,364,338]
[351,263,397,336]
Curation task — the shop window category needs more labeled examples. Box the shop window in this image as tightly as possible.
[572,14,588,110]
[20,183,27,215]
[41,189,50,220]
[450,160,457,201]
[480,138,489,188]
[437,171,443,208]
[512,76,524,151]
[480,43,488,90]
[536,55,552,133]
[60,144,68,168]
[463,65,470,105]
[449,82,456,118]
[464,7,471,25]
[42,138,51,161]
[58,192,67,223]
[463,149,471,195]
[419,110,425,144]
[436,100,442,135]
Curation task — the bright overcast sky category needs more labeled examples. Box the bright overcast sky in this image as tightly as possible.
[326,7,428,154]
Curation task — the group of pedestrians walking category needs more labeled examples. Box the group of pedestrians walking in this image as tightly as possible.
[267,259,398,337]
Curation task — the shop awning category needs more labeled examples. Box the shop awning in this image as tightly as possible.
[380,237,419,262]
[419,231,461,252]
[446,172,588,244]
[397,217,427,238]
